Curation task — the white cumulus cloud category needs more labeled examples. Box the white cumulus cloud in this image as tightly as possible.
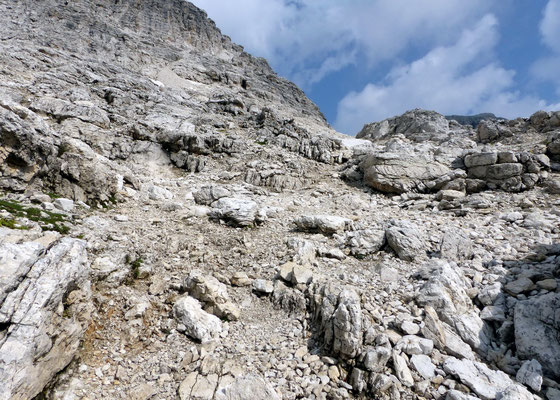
[335,15,557,134]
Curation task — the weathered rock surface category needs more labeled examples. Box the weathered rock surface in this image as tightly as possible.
[416,261,491,352]
[444,357,533,400]
[185,272,240,321]
[386,220,426,261]
[514,293,560,379]
[210,197,260,227]
[294,214,352,234]
[215,375,280,400]
[361,153,450,194]
[0,237,91,400]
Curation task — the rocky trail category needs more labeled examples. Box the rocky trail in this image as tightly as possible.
[1,1,560,400]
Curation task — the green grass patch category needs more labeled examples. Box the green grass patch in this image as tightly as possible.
[0,199,70,234]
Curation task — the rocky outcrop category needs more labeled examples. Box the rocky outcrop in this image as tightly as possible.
[462,150,549,192]
[357,109,470,143]
[0,236,91,400]
[478,110,560,143]
[0,99,57,192]
[416,260,491,353]
[310,285,363,360]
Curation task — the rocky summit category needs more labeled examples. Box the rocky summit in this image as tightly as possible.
[0,1,559,400]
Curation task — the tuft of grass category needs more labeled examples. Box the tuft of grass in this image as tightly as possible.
[47,192,62,200]
[125,255,144,279]
[0,217,28,230]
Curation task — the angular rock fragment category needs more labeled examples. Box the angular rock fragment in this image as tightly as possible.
[392,351,414,387]
[185,271,240,321]
[294,214,352,234]
[173,296,223,343]
[410,354,435,380]
[386,220,425,261]
[516,359,543,392]
[214,375,280,400]
[444,357,533,400]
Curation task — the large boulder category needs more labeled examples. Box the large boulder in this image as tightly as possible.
[443,357,533,400]
[210,197,260,227]
[361,153,450,194]
[514,293,560,379]
[0,237,91,400]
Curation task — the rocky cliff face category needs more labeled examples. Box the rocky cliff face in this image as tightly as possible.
[1,1,559,400]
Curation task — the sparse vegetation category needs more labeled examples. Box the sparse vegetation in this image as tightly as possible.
[126,254,144,279]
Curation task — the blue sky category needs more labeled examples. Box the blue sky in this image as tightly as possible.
[191,0,560,134]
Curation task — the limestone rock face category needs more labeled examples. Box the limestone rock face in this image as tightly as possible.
[0,237,91,400]
[1,0,560,399]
